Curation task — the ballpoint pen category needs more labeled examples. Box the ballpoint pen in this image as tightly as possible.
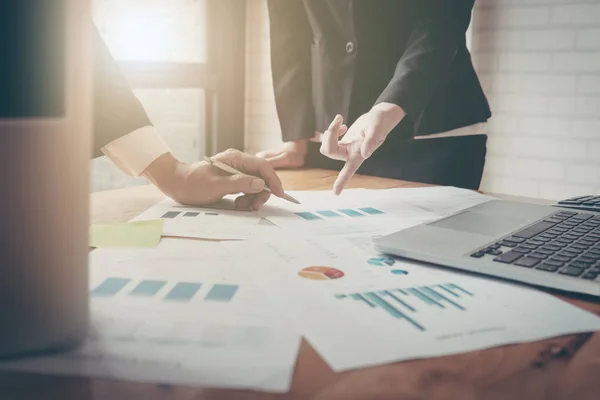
[204,156,301,204]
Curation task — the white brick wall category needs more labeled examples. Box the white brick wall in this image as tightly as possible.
[474,0,600,199]
[244,0,600,200]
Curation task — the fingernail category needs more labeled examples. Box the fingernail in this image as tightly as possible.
[335,114,342,122]
[251,179,265,190]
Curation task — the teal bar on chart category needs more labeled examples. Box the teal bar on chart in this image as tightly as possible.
[91,277,131,297]
[317,210,341,218]
[204,284,239,302]
[130,280,166,297]
[363,292,426,331]
[165,282,202,302]
[338,209,365,217]
[381,290,416,311]
[351,293,375,307]
[359,207,385,215]
[422,286,465,310]
[407,288,444,307]
[449,283,473,296]
[437,284,460,297]
[295,212,322,221]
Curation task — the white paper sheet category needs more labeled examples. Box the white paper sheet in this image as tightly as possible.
[161,219,282,240]
[133,187,492,241]
[0,240,301,392]
[223,237,600,372]
[256,187,492,238]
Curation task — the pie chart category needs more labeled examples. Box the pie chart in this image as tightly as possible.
[298,266,345,280]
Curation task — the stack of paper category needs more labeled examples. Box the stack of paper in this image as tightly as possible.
[3,186,599,392]
[0,240,301,392]
[222,237,600,371]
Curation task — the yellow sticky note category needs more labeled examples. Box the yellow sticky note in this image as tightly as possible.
[90,219,164,248]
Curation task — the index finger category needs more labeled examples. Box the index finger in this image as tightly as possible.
[214,149,285,198]
[333,153,364,195]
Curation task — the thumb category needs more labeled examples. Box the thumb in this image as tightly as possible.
[220,174,266,195]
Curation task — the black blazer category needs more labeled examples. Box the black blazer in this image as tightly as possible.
[267,0,491,143]
[92,28,151,158]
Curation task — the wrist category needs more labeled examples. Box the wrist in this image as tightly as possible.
[371,102,406,129]
[142,152,184,198]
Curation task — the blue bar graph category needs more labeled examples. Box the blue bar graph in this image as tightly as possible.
[204,284,239,302]
[406,288,441,307]
[295,212,322,221]
[351,293,375,307]
[364,292,425,331]
[381,290,416,311]
[317,210,341,218]
[161,211,180,219]
[130,280,166,297]
[91,278,131,297]
[295,207,385,221]
[448,283,473,296]
[165,282,202,301]
[359,207,385,215]
[338,209,365,217]
[421,286,465,310]
[184,212,200,217]
[336,283,472,331]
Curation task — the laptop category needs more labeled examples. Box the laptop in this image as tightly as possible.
[373,200,600,297]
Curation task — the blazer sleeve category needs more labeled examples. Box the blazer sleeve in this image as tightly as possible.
[92,27,152,158]
[266,0,315,142]
[375,0,475,120]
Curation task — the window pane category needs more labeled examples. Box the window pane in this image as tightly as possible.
[93,0,207,63]
[91,0,207,192]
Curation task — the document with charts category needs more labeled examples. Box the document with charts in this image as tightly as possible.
[223,237,600,372]
[131,198,281,240]
[256,187,493,237]
[133,187,493,240]
[0,240,301,392]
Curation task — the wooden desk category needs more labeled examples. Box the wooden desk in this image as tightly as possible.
[3,169,600,400]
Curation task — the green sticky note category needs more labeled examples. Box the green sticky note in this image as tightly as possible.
[90,219,164,248]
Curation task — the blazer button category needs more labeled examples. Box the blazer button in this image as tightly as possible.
[345,41,355,54]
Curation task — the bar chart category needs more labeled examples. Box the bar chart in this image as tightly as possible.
[294,207,385,221]
[335,283,473,331]
[161,210,220,219]
[91,277,239,303]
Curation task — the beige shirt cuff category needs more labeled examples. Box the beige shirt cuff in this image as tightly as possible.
[101,126,171,176]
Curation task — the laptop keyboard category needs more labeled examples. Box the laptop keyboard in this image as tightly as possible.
[470,210,600,281]
[555,195,600,213]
